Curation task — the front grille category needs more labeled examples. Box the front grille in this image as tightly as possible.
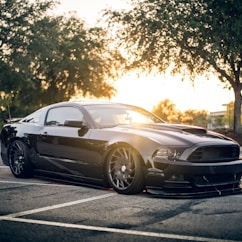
[187,145,240,162]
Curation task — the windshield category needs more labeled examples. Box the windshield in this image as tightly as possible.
[83,104,164,127]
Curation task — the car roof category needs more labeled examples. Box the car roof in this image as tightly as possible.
[47,101,137,108]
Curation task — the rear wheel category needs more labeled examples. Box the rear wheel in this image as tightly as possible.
[8,140,32,178]
[105,146,145,194]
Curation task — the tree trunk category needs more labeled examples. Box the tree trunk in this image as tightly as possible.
[233,87,241,135]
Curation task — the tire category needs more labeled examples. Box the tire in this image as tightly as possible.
[8,140,33,178]
[105,145,145,194]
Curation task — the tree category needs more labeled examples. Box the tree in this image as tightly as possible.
[0,0,124,119]
[0,0,55,56]
[0,0,55,117]
[19,15,124,109]
[105,0,242,135]
[223,101,242,128]
[152,99,182,123]
[152,99,208,127]
[181,110,208,128]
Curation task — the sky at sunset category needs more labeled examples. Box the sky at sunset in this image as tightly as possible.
[55,0,234,112]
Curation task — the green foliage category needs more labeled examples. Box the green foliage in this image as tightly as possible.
[0,0,55,58]
[0,0,124,120]
[182,110,209,128]
[22,15,123,107]
[152,99,182,123]
[152,99,208,127]
[0,0,55,118]
[105,0,242,134]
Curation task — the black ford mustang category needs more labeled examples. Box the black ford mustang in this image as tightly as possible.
[1,101,242,197]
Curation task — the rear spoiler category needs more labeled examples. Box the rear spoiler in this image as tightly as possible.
[4,118,23,124]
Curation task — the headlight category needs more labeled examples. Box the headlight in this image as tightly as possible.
[153,148,182,161]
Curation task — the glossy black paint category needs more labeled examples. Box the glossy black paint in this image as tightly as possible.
[1,101,242,196]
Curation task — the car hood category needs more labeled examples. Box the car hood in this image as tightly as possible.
[108,123,236,146]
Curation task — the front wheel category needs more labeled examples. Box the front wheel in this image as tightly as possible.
[105,146,145,194]
[8,140,32,178]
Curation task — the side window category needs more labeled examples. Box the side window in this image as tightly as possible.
[45,107,83,126]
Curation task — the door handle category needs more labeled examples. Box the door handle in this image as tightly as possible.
[40,131,48,138]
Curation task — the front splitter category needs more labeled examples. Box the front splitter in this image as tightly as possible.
[146,186,242,198]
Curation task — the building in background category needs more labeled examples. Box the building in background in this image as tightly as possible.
[208,111,226,129]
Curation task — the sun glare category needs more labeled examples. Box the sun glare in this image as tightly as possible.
[54,0,131,26]
[111,73,233,112]
[71,72,233,113]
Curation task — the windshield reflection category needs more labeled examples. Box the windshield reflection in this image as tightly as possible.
[83,104,164,127]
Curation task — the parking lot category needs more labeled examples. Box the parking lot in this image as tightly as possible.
[1,160,242,242]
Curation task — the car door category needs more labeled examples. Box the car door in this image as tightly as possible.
[34,106,93,177]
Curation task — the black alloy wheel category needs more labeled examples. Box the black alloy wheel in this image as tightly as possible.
[106,146,145,194]
[8,140,32,178]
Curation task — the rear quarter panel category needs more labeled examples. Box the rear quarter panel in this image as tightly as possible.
[0,123,42,165]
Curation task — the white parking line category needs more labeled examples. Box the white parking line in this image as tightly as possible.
[1,216,238,242]
[0,178,240,242]
[2,193,115,218]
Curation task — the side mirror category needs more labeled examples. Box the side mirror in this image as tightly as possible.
[64,120,85,128]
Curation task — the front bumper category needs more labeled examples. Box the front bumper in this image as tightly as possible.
[146,159,242,197]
